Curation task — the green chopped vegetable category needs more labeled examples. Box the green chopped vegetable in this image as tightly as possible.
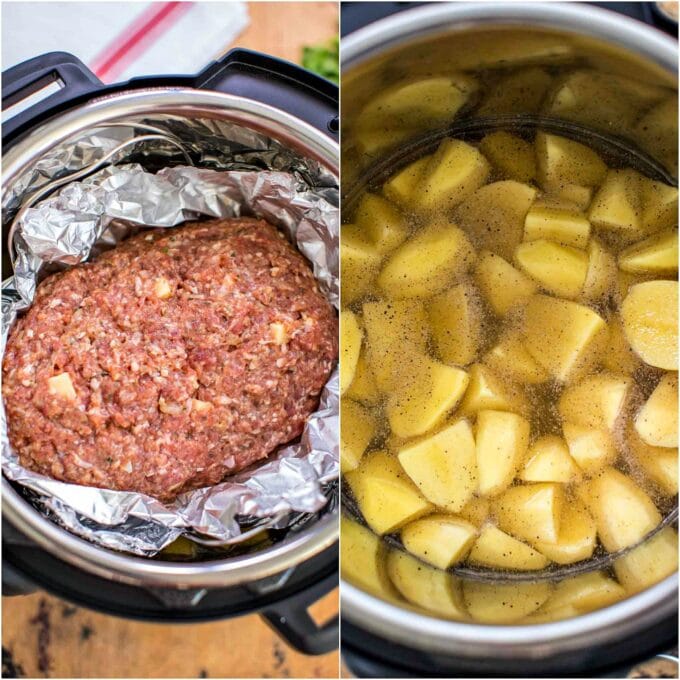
[302,36,339,84]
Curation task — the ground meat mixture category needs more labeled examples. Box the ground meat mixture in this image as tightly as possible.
[3,218,337,501]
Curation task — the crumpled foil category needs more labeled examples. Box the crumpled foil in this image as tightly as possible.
[2,116,338,556]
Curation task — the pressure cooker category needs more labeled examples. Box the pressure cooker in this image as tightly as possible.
[341,2,678,676]
[2,49,338,656]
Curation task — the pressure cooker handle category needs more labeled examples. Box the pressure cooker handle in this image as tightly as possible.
[2,52,103,141]
[195,49,339,142]
[261,568,338,655]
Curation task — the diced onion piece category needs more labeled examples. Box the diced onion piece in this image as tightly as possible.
[154,276,173,299]
[48,372,77,401]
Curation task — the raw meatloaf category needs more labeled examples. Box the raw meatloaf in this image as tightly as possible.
[3,218,337,501]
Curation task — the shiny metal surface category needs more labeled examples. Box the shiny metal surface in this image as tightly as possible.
[341,0,678,658]
[2,88,339,587]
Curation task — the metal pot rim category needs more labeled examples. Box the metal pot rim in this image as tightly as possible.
[2,88,338,588]
[340,0,678,653]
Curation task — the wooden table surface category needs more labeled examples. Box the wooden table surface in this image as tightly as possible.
[2,3,339,679]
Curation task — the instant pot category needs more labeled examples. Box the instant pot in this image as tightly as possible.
[341,3,678,676]
[2,49,338,655]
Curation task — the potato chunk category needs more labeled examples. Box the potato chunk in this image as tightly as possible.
[401,515,477,569]
[429,283,482,366]
[455,181,537,260]
[386,357,469,438]
[479,131,536,183]
[459,364,526,417]
[520,435,581,484]
[341,516,398,600]
[635,373,678,448]
[515,240,588,299]
[588,169,642,235]
[383,156,431,207]
[602,317,641,375]
[619,230,678,275]
[397,419,477,511]
[579,467,661,551]
[340,310,362,395]
[621,280,678,370]
[536,132,607,190]
[582,238,617,302]
[628,426,679,496]
[532,502,596,564]
[345,450,432,535]
[341,224,381,304]
[354,193,408,254]
[464,581,551,623]
[639,177,678,233]
[474,251,537,316]
[562,424,617,475]
[345,350,380,405]
[483,330,549,385]
[543,572,625,614]
[523,202,590,248]
[558,372,631,431]
[378,222,475,299]
[614,527,678,594]
[475,410,530,496]
[522,294,607,381]
[340,400,376,473]
[417,139,490,211]
[467,525,548,570]
[47,372,77,401]
[494,483,564,545]
[387,550,467,620]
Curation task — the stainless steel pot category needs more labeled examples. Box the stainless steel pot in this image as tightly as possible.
[341,3,678,674]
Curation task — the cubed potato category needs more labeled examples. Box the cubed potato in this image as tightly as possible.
[588,169,643,235]
[494,483,564,545]
[459,363,527,417]
[619,230,678,275]
[345,350,381,405]
[635,373,678,448]
[397,419,477,512]
[383,156,432,208]
[341,516,398,601]
[543,572,625,614]
[467,524,548,570]
[458,496,491,527]
[515,240,589,299]
[378,222,476,299]
[463,581,552,624]
[354,193,409,254]
[401,515,477,569]
[475,410,531,496]
[532,501,596,565]
[483,330,549,385]
[362,299,428,391]
[635,97,678,177]
[47,372,77,401]
[387,357,469,438]
[555,185,594,211]
[639,176,678,233]
[479,132,536,183]
[341,224,382,305]
[559,372,631,432]
[341,400,376,473]
[474,251,537,316]
[535,132,607,190]
[522,295,607,382]
[345,450,433,535]
[523,202,590,248]
[582,239,617,302]
[614,527,678,594]
[455,181,537,260]
[621,280,678,370]
[387,550,467,620]
[520,435,581,484]
[579,467,661,552]
[417,139,490,211]
[562,424,617,475]
[628,426,679,497]
[429,283,482,366]
[602,317,641,376]
[340,310,362,395]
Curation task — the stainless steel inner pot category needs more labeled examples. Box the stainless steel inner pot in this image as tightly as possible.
[341,1,678,660]
[2,89,338,588]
